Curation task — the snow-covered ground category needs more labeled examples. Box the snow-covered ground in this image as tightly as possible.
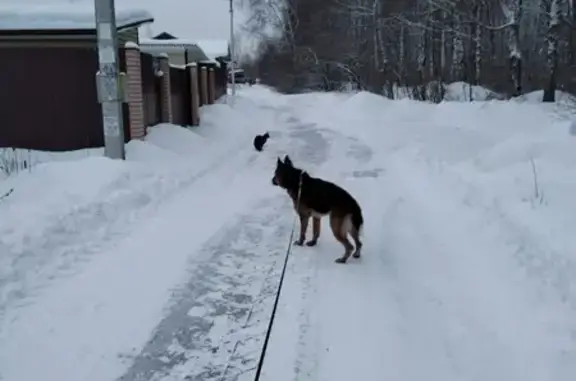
[1,86,576,381]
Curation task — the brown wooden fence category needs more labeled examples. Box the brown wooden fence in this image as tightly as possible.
[170,66,191,125]
[141,52,162,127]
[0,47,130,151]
[0,46,226,152]
[214,61,228,100]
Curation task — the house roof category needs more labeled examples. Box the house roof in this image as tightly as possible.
[139,38,211,62]
[153,31,177,40]
[0,3,153,35]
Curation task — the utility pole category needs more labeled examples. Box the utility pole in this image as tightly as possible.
[229,0,236,96]
[94,0,126,159]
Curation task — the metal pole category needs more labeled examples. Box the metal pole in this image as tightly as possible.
[229,0,236,96]
[94,0,126,159]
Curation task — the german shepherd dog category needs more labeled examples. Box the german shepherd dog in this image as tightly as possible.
[272,155,364,263]
[253,132,270,152]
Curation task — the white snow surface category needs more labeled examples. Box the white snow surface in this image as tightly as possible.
[1,86,576,381]
[139,38,200,47]
[0,2,152,30]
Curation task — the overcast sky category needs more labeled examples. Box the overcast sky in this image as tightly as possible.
[11,0,258,57]
[128,0,234,41]
[130,0,265,58]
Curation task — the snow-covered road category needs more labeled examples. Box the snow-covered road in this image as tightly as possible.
[259,90,576,381]
[1,86,576,381]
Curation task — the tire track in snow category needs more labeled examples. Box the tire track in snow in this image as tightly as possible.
[115,106,314,381]
[119,106,378,381]
[117,197,294,381]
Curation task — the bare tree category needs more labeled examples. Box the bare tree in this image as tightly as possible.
[244,0,576,100]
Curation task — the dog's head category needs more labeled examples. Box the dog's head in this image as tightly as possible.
[263,132,270,139]
[272,155,301,188]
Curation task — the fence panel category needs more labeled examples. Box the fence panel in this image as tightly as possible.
[0,47,102,151]
[140,52,162,127]
[170,66,191,125]
[214,61,227,100]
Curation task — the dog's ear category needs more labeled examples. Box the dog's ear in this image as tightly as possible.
[283,155,293,167]
[276,157,283,167]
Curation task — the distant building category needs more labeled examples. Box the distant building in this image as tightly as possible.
[139,31,214,66]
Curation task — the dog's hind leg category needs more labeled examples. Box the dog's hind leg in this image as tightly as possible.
[330,215,354,264]
[306,217,321,246]
[295,214,309,246]
[350,226,363,258]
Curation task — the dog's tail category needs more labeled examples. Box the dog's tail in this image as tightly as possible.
[351,205,364,236]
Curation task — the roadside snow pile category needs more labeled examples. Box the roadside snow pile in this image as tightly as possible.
[144,124,208,156]
[514,90,576,105]
[0,97,260,312]
[443,81,504,101]
[391,81,502,101]
[0,157,131,249]
[342,90,391,112]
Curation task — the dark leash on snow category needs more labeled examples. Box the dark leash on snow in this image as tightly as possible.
[252,173,303,381]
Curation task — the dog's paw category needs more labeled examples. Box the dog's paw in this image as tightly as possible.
[352,252,361,258]
[294,239,304,246]
[305,239,318,247]
[334,257,347,264]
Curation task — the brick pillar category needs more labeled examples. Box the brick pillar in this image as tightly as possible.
[158,54,173,123]
[125,44,146,139]
[188,63,200,126]
[200,66,209,106]
[208,67,216,104]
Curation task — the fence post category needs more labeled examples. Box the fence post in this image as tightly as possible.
[124,42,146,139]
[208,66,216,104]
[158,54,173,123]
[200,66,209,106]
[188,63,200,126]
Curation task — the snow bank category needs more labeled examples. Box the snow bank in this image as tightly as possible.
[1,157,126,246]
[344,91,391,111]
[391,81,502,101]
[144,124,207,155]
[0,95,265,314]
[389,81,576,104]
[514,90,576,105]
[443,81,504,101]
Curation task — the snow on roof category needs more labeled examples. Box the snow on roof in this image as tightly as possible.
[139,38,211,62]
[139,38,201,48]
[195,39,229,58]
[0,3,153,31]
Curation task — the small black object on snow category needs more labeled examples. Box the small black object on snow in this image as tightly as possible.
[253,132,270,152]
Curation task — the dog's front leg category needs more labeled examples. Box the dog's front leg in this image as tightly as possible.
[294,214,309,246]
[306,217,321,246]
